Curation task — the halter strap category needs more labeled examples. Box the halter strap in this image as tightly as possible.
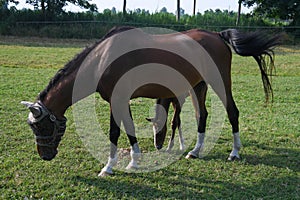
[28,101,67,147]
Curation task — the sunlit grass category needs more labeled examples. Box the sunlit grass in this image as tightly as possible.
[0,41,299,199]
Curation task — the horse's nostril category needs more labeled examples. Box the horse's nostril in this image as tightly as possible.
[156,145,163,150]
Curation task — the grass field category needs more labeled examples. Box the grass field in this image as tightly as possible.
[0,36,299,199]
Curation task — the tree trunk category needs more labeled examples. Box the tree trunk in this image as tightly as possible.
[176,0,180,21]
[123,0,127,15]
[193,0,196,16]
[41,0,45,13]
[236,0,242,26]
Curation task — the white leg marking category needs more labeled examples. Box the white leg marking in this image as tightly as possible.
[178,127,185,151]
[186,132,205,158]
[99,153,118,176]
[166,139,174,152]
[228,132,241,160]
[126,143,141,170]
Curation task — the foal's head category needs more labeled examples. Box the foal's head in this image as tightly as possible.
[146,117,167,150]
[21,101,67,160]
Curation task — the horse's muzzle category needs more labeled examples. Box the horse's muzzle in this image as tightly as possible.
[156,144,163,150]
[37,146,57,161]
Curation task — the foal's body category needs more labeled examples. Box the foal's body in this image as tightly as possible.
[22,27,280,176]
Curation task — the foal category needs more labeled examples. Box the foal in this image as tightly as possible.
[146,93,188,152]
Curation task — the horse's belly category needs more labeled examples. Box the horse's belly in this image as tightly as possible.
[131,84,190,99]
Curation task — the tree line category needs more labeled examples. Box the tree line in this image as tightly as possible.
[1,0,298,25]
[0,0,299,42]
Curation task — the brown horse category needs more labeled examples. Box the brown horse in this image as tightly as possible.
[21,26,280,176]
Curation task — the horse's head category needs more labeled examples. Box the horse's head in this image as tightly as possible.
[21,101,67,160]
[146,117,167,150]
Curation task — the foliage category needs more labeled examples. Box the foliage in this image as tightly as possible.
[243,0,300,25]
[0,8,277,39]
[25,0,97,15]
[0,0,18,8]
[0,39,299,199]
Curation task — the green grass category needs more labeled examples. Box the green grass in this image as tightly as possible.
[0,39,299,199]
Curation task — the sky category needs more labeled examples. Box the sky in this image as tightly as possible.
[15,0,253,15]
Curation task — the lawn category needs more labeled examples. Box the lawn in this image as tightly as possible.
[0,36,299,199]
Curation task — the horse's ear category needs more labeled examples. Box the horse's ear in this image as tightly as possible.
[146,117,154,122]
[21,101,34,108]
[21,101,42,118]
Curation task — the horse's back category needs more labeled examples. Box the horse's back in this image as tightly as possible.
[95,27,232,101]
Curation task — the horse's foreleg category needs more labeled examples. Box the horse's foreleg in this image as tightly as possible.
[124,106,141,170]
[226,94,241,161]
[99,111,120,176]
[186,81,208,159]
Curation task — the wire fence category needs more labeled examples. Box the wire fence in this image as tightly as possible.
[7,21,300,45]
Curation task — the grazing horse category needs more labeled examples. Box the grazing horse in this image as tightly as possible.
[21,26,280,176]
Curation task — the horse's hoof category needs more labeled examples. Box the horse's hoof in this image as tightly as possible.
[166,149,171,153]
[126,164,139,170]
[126,166,138,171]
[185,154,198,159]
[98,171,113,177]
[126,160,139,170]
[227,155,241,161]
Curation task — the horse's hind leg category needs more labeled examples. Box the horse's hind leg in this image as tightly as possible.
[186,81,208,158]
[99,110,120,176]
[226,94,241,161]
[124,106,141,170]
[213,79,241,160]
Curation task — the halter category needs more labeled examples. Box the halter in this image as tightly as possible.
[27,101,67,147]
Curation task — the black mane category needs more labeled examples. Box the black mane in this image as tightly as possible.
[38,26,135,101]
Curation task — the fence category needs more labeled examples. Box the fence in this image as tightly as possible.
[4,21,300,44]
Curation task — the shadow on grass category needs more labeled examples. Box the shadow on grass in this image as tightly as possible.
[198,138,300,172]
[73,171,299,199]
[243,146,300,172]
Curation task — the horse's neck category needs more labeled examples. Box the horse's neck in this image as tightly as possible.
[42,72,77,119]
[41,42,102,119]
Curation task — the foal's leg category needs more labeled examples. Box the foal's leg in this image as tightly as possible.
[177,95,186,151]
[186,81,208,158]
[99,110,120,176]
[170,97,186,151]
[166,98,178,152]
[124,106,141,169]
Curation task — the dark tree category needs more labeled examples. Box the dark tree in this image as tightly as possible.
[236,0,242,26]
[193,0,196,16]
[25,0,97,15]
[243,0,300,25]
[160,7,167,13]
[176,0,180,21]
[0,0,18,8]
[123,0,126,15]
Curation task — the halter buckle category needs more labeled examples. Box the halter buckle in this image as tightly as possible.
[49,114,56,122]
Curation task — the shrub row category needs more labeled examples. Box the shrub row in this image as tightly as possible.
[0,8,299,44]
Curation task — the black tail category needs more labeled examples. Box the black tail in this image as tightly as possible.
[219,29,282,102]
